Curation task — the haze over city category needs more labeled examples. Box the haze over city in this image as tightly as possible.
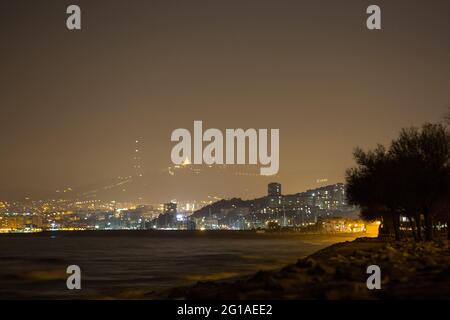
[1,0,449,202]
[1,0,450,306]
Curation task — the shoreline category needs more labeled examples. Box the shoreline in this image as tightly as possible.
[161,237,450,300]
[0,229,371,240]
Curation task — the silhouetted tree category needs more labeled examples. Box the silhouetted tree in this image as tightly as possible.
[390,124,450,240]
[346,123,450,241]
[346,146,402,240]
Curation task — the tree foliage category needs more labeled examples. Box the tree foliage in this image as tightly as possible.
[346,123,450,241]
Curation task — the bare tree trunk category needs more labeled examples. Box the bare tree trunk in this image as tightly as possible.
[408,216,417,241]
[447,214,450,240]
[415,213,422,241]
[424,209,433,241]
[392,212,400,241]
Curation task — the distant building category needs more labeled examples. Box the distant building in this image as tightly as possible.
[266,183,282,210]
[164,202,177,215]
[320,217,365,233]
[305,183,346,210]
[268,183,281,196]
[0,213,43,231]
[190,182,352,230]
[186,220,196,231]
[160,202,177,228]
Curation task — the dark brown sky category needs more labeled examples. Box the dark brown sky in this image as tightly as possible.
[1,0,449,202]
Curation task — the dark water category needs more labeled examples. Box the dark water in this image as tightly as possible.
[0,231,359,299]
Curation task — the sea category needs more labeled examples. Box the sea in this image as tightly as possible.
[0,230,362,299]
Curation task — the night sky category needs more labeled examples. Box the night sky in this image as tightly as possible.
[1,0,449,202]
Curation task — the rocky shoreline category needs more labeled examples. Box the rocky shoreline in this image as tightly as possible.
[163,237,450,300]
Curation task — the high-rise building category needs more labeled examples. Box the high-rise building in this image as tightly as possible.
[268,183,282,196]
[163,202,177,215]
[267,183,282,211]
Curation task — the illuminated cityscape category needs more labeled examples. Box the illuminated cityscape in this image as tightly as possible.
[0,182,362,233]
[0,0,449,304]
